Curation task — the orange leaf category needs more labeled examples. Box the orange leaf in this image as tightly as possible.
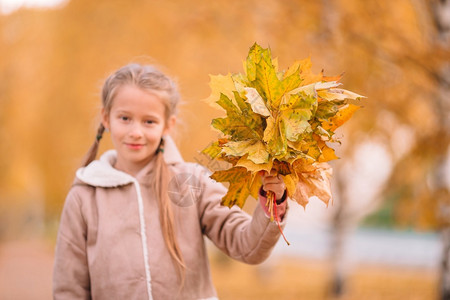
[322,104,361,131]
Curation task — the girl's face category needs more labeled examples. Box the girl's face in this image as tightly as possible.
[102,84,175,176]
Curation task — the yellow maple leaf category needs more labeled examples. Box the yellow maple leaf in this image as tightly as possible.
[205,74,237,109]
[210,167,253,208]
[318,144,339,162]
[235,155,273,174]
[222,140,269,164]
[297,58,323,84]
[282,173,298,197]
[201,141,222,159]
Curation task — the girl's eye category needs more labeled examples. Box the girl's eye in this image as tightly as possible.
[120,116,130,121]
[145,120,155,125]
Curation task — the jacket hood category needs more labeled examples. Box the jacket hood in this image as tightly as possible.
[76,135,184,188]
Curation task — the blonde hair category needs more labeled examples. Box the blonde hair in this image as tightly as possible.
[81,63,185,282]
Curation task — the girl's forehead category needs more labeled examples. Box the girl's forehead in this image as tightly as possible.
[115,84,159,98]
[110,85,166,113]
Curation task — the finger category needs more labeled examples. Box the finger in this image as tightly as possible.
[262,182,286,197]
[262,175,283,185]
[262,180,282,190]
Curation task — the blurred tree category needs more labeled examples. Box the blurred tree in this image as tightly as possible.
[0,0,448,297]
[316,0,450,298]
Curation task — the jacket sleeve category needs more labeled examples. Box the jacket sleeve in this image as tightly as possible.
[196,166,288,264]
[53,186,91,299]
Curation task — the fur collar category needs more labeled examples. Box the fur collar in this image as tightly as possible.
[76,135,184,187]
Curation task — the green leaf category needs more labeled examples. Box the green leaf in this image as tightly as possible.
[202,141,222,159]
[233,91,251,113]
[216,93,239,115]
[263,115,287,157]
[212,93,264,140]
[315,100,345,120]
[253,51,282,110]
[280,108,312,142]
[281,92,317,111]
[245,43,266,81]
[212,117,258,140]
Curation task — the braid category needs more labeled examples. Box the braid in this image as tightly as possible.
[154,138,186,285]
[80,123,105,167]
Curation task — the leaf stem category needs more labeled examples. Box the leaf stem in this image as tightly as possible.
[267,191,290,245]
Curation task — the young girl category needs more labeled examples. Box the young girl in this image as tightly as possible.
[53,63,288,300]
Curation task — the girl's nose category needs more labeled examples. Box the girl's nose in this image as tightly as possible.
[129,123,144,139]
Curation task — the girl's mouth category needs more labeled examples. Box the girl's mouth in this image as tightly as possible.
[126,143,145,150]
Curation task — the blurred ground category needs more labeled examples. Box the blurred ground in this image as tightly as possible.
[0,238,438,300]
[210,254,438,300]
[0,239,53,300]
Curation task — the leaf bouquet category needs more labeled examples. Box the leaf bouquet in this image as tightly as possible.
[202,43,364,227]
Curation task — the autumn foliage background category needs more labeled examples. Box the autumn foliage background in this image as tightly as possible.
[0,0,449,299]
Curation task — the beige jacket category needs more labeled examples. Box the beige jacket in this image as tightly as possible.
[53,136,287,300]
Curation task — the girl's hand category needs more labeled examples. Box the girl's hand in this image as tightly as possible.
[261,170,286,201]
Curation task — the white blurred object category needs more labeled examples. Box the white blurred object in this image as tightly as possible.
[0,0,68,14]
